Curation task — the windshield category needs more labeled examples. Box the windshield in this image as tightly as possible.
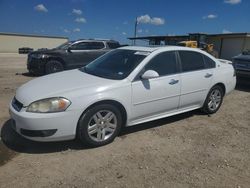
[55,41,74,50]
[80,49,149,80]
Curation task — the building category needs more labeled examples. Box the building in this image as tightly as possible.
[0,32,68,53]
[129,33,250,60]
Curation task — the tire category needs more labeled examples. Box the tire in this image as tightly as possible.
[202,85,224,114]
[45,60,64,74]
[77,104,122,147]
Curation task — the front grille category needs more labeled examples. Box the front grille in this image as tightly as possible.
[27,54,32,66]
[12,97,23,112]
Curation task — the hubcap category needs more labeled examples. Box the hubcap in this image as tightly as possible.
[52,64,60,72]
[87,110,117,142]
[208,89,222,111]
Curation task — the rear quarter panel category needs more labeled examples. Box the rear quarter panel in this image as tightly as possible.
[212,62,236,95]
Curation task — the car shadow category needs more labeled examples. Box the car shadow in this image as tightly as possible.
[235,77,250,92]
[0,110,202,154]
[18,72,39,77]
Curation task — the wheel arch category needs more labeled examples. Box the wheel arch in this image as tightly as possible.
[47,57,66,68]
[77,99,128,129]
[212,82,226,96]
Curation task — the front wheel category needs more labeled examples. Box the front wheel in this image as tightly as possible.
[77,104,122,147]
[202,85,224,114]
[45,60,64,74]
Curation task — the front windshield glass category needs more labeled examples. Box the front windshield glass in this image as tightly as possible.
[56,41,74,50]
[80,49,150,80]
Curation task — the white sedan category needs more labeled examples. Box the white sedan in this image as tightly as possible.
[9,46,236,146]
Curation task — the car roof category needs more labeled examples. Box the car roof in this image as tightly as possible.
[72,39,119,43]
[119,45,205,53]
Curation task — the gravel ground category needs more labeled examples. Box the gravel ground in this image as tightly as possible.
[0,54,249,188]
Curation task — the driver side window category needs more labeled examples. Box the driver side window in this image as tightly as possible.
[144,51,178,76]
[71,42,90,50]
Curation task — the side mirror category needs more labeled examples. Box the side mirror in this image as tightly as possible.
[67,47,72,53]
[141,70,159,80]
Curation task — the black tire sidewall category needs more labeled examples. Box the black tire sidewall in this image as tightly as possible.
[203,86,224,114]
[77,104,122,147]
[45,60,63,74]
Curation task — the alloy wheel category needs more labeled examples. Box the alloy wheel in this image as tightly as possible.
[87,110,117,142]
[208,89,222,111]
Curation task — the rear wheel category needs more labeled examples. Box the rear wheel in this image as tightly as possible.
[77,104,122,147]
[45,60,64,74]
[202,85,224,114]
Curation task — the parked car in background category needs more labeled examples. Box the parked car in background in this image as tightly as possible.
[27,39,121,75]
[232,50,250,78]
[10,46,236,147]
[19,47,33,54]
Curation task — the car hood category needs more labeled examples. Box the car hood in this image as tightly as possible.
[30,48,64,55]
[233,54,250,62]
[15,69,118,106]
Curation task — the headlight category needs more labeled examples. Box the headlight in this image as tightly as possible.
[26,97,71,113]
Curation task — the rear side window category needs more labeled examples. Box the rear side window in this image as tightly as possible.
[71,42,104,50]
[90,42,105,49]
[179,51,205,72]
[203,55,216,68]
[144,51,178,76]
[107,42,120,49]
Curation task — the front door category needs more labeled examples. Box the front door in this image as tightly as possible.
[131,51,181,122]
[67,41,107,69]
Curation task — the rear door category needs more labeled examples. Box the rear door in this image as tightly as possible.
[87,42,108,62]
[178,51,214,109]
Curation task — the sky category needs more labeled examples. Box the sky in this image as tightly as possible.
[0,0,249,44]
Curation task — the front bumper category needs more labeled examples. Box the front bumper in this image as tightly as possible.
[27,56,46,75]
[9,101,81,142]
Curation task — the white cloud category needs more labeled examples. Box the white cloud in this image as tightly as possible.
[222,29,232,33]
[75,17,86,23]
[137,14,165,25]
[203,14,218,19]
[224,0,241,5]
[122,32,127,35]
[34,4,48,12]
[72,9,82,15]
[151,17,165,25]
[73,28,80,32]
[137,15,151,24]
[63,29,70,33]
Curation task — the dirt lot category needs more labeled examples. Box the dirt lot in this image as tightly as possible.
[0,54,249,188]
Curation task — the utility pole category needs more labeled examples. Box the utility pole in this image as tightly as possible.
[133,17,138,46]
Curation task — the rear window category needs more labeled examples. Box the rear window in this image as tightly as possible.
[107,42,120,49]
[179,51,205,72]
[203,55,216,68]
[90,42,105,49]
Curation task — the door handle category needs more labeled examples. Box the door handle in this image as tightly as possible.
[169,79,179,85]
[205,73,213,78]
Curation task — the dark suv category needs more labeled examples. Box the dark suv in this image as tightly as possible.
[27,39,120,75]
[232,50,250,78]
